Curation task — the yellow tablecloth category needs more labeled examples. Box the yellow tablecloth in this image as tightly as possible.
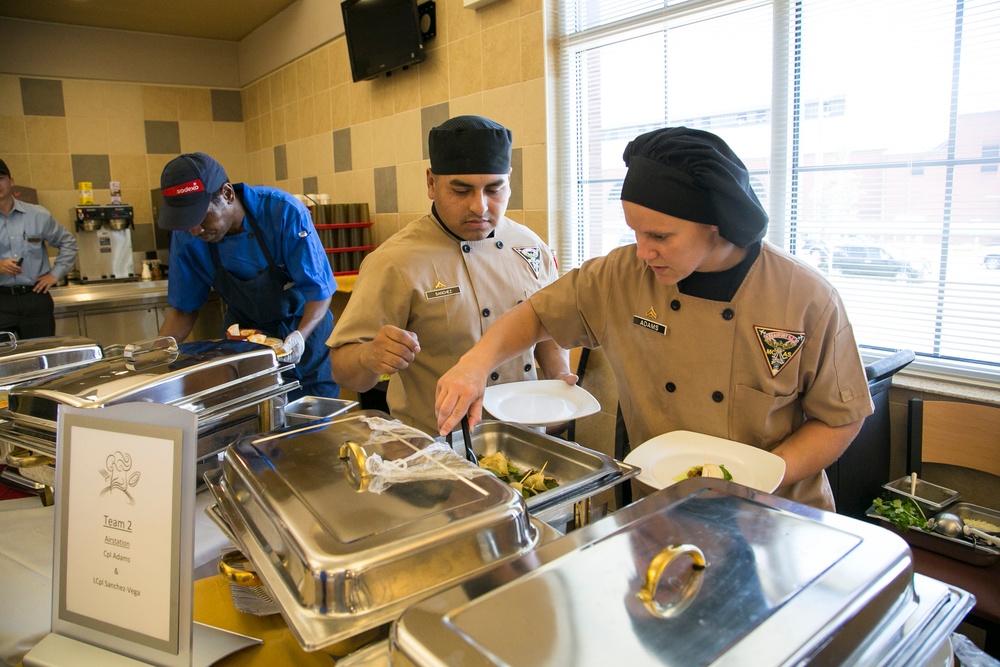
[193,576,338,666]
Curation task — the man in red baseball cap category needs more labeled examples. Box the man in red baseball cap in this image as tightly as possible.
[157,152,338,399]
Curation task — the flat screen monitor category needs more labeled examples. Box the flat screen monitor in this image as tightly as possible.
[342,0,427,82]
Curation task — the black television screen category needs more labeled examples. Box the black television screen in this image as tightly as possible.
[342,0,426,82]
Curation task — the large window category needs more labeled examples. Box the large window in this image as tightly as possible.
[552,0,1000,383]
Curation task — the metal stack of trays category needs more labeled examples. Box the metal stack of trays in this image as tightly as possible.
[0,337,296,493]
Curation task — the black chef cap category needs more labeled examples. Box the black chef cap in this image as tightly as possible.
[429,115,512,175]
[620,127,768,248]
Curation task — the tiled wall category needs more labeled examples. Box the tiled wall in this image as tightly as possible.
[240,0,548,247]
[1,0,548,258]
[0,74,246,256]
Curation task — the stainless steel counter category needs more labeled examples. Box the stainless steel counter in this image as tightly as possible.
[52,280,169,310]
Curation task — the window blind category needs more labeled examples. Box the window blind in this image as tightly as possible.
[552,0,1000,383]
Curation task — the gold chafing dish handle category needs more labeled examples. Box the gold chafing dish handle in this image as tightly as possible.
[218,550,263,587]
[339,440,370,491]
[637,543,707,619]
[6,446,55,468]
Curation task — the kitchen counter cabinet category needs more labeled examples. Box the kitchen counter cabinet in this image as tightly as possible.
[51,281,224,347]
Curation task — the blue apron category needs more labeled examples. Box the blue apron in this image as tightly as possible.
[209,208,338,400]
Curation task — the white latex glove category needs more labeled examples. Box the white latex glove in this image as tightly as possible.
[283,330,305,364]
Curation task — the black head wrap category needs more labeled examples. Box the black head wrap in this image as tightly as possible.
[429,115,512,175]
[620,127,768,248]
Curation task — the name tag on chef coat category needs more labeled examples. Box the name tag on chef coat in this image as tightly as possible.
[426,282,461,300]
[633,306,667,335]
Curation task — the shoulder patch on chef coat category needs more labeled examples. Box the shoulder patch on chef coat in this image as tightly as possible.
[513,246,542,278]
[755,326,806,377]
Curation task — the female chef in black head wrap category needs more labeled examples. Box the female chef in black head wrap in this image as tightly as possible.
[436,126,873,512]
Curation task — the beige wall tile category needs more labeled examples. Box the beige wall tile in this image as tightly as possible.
[523,208,550,245]
[448,92,485,119]
[299,95,318,138]
[269,73,284,113]
[315,130,334,176]
[2,156,30,184]
[0,75,23,117]
[314,90,333,134]
[480,0,520,28]
[481,84,522,146]
[296,57,313,100]
[396,160,431,215]
[418,44,450,107]
[316,172,338,200]
[448,0,481,41]
[0,117,28,153]
[245,116,261,153]
[109,154,148,191]
[349,81,372,125]
[179,120,214,154]
[299,136,318,177]
[394,109,423,163]
[482,21,522,89]
[63,80,106,119]
[66,117,110,154]
[272,107,287,145]
[124,191,153,223]
[330,39,352,87]
[286,103,303,142]
[214,122,246,156]
[312,46,332,93]
[519,11,545,81]
[28,154,73,190]
[104,83,144,120]
[371,212,402,245]
[449,35,484,99]
[177,88,212,122]
[257,79,272,116]
[351,121,374,171]
[25,116,69,154]
[282,65,299,106]
[243,85,259,121]
[392,69,422,114]
[519,0,542,14]
[259,112,274,149]
[370,78,397,120]
[331,83,352,130]
[371,116,399,167]
[142,86,179,121]
[146,154,174,189]
[217,153,248,184]
[285,139,303,180]
[107,118,147,155]
[520,78,546,146]
[521,143,547,210]
[40,190,81,226]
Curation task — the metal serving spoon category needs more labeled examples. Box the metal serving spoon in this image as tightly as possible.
[929,512,1000,548]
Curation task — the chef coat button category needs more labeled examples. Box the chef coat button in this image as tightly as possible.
[722,308,735,320]
[670,300,681,311]
[482,308,491,317]
[496,241,504,249]
[524,363,532,372]
[665,382,676,392]
[462,244,471,253]
[517,299,524,304]
[712,391,724,403]
[490,372,500,381]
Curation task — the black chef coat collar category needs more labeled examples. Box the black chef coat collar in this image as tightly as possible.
[431,204,496,242]
[678,241,761,302]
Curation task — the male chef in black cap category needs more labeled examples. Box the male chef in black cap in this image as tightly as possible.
[436,127,873,511]
[328,115,572,437]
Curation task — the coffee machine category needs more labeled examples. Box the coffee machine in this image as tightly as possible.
[75,205,137,282]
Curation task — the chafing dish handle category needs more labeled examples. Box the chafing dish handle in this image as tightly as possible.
[637,543,707,619]
[218,550,263,587]
[5,446,55,468]
[0,331,16,348]
[123,336,179,362]
[339,440,370,491]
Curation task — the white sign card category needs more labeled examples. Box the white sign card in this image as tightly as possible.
[51,403,197,666]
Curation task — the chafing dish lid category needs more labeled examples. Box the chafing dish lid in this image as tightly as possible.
[211,411,539,649]
[7,339,283,423]
[394,481,919,667]
[0,334,103,387]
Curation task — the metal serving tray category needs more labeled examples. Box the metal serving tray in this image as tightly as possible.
[866,501,1000,566]
[393,479,974,667]
[470,421,639,528]
[207,410,541,652]
[0,333,103,398]
[283,395,358,425]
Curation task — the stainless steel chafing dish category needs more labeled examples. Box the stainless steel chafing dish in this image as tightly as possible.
[0,336,295,494]
[469,421,639,530]
[390,478,974,666]
[206,411,545,654]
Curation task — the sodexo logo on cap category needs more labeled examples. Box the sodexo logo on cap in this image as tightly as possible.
[157,153,228,231]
